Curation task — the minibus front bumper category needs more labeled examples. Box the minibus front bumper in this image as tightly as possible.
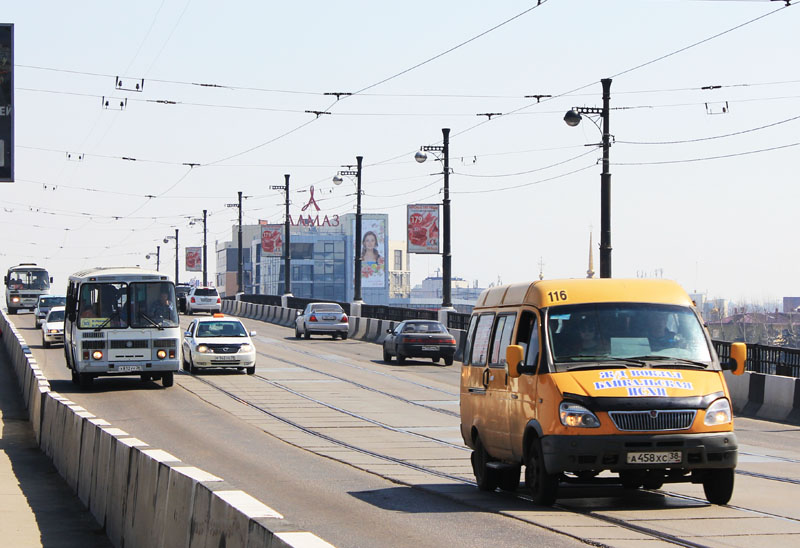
[541,431,737,473]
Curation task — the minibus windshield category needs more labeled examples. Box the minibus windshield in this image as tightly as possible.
[547,303,712,370]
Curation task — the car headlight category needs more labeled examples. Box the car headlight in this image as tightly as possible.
[240,344,253,352]
[197,344,209,353]
[49,329,59,334]
[704,398,732,426]
[559,402,601,428]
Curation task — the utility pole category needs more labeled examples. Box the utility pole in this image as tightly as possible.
[335,156,364,302]
[156,245,160,271]
[174,229,179,284]
[238,191,243,292]
[202,209,208,286]
[270,176,292,297]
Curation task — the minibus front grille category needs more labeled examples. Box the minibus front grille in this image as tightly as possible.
[609,410,696,432]
[153,339,177,348]
[82,341,106,350]
[81,332,104,339]
[110,339,150,349]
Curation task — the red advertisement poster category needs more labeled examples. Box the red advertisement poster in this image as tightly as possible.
[407,204,439,254]
[260,224,283,256]
[185,247,202,272]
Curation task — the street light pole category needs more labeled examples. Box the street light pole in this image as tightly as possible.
[174,228,179,284]
[415,128,453,310]
[202,210,208,286]
[334,156,364,302]
[564,78,613,278]
[237,191,243,293]
[284,175,291,296]
[156,245,160,271]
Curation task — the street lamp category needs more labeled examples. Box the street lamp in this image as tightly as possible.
[163,228,179,283]
[225,192,247,294]
[146,245,161,271]
[333,155,364,303]
[270,175,292,298]
[564,78,612,278]
[415,128,453,311]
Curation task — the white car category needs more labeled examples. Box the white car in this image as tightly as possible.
[34,295,66,327]
[295,302,349,340]
[182,315,256,374]
[41,306,65,348]
[185,286,221,315]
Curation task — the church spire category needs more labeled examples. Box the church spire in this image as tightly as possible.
[587,230,595,279]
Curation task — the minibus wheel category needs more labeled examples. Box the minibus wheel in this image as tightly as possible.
[70,368,79,385]
[79,373,93,389]
[703,468,734,505]
[470,435,498,491]
[162,372,174,388]
[525,439,558,506]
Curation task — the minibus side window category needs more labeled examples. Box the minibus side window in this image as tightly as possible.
[489,314,515,367]
[463,315,479,365]
[469,313,495,367]
[515,310,540,373]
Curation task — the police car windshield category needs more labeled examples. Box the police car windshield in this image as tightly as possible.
[547,303,712,370]
[197,321,247,338]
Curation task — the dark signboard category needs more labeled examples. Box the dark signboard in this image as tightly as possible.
[0,24,13,182]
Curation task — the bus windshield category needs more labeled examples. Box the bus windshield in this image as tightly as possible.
[548,303,712,370]
[7,269,50,291]
[78,281,178,329]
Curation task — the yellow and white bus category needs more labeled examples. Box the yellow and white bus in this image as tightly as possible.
[63,267,181,388]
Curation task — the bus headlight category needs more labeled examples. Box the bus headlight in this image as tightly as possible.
[704,398,732,426]
[11,296,20,303]
[156,349,167,359]
[559,402,601,428]
[197,345,209,354]
[92,350,103,360]
[240,344,253,352]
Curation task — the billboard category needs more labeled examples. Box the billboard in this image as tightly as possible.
[185,247,202,272]
[0,24,13,182]
[356,218,386,289]
[407,204,440,254]
[260,222,283,256]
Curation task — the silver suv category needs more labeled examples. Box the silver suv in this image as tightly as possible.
[34,295,66,327]
[186,286,221,315]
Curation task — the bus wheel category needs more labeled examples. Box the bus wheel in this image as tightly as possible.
[162,372,174,388]
[78,373,93,389]
[703,468,734,505]
[71,368,80,385]
[471,435,498,491]
[525,438,558,506]
[8,308,16,315]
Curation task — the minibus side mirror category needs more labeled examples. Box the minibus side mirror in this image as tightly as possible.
[50,277,54,283]
[3,276,7,285]
[506,345,524,378]
[723,342,747,376]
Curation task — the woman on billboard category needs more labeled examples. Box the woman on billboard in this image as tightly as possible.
[360,231,382,263]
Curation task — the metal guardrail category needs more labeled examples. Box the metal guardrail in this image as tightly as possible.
[713,340,800,378]
[235,294,800,378]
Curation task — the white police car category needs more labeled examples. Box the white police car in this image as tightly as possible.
[182,314,256,374]
[41,306,65,348]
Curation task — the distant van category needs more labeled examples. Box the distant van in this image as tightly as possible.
[460,279,746,506]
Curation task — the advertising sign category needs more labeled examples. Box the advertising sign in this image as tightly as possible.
[407,204,440,254]
[260,223,283,256]
[355,218,386,288]
[0,24,14,182]
[185,247,202,272]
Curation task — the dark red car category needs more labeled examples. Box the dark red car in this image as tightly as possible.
[383,320,456,365]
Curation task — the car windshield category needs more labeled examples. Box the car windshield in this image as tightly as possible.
[548,303,712,370]
[311,304,342,313]
[402,322,445,333]
[47,310,65,322]
[196,321,247,338]
[176,286,191,296]
[194,288,218,296]
[40,297,66,307]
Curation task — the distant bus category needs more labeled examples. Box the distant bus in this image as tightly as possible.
[63,266,181,388]
[4,263,53,314]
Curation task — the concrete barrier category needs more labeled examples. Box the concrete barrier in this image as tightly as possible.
[0,308,335,548]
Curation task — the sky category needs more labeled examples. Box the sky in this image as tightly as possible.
[1,0,798,306]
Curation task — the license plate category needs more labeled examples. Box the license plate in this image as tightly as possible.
[421,345,439,351]
[118,365,142,372]
[626,451,682,464]
[322,315,336,321]
[213,355,237,361]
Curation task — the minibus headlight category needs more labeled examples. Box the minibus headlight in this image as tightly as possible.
[704,398,732,426]
[197,344,209,354]
[92,350,103,360]
[559,402,601,428]
[156,349,167,359]
[240,344,253,352]
[11,296,20,303]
